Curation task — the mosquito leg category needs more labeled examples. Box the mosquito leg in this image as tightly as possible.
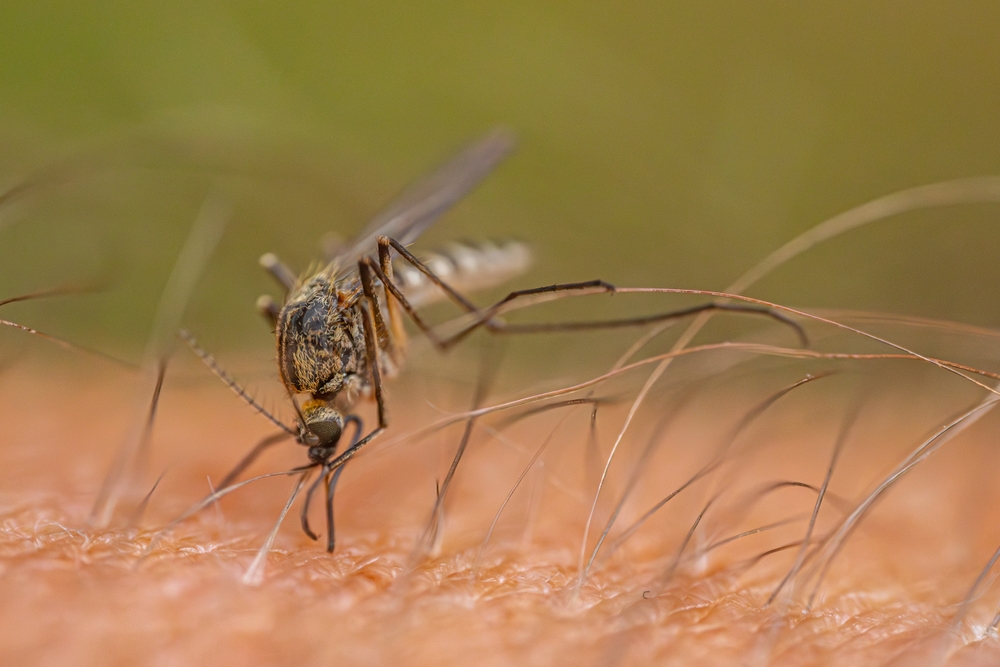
[342,415,364,447]
[324,426,384,472]
[379,235,807,347]
[358,261,389,430]
[369,253,621,349]
[380,236,479,312]
[217,431,291,490]
[494,302,809,347]
[256,295,280,327]
[358,254,393,354]
[376,237,408,355]
[312,415,362,550]
[324,465,347,553]
[364,257,447,347]
[367,239,592,349]
[312,262,387,478]
[299,470,325,541]
[259,252,297,292]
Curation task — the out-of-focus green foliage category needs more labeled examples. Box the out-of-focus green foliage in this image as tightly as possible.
[1,2,1000,357]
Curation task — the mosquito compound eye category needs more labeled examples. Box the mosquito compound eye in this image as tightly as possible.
[308,417,342,445]
[301,400,343,446]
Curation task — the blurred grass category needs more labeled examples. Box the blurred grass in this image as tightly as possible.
[1,2,1000,358]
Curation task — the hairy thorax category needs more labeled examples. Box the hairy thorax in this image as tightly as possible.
[276,274,368,401]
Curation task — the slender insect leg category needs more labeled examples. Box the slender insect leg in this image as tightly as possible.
[367,250,613,349]
[379,236,480,312]
[258,252,297,292]
[324,427,382,472]
[298,417,362,543]
[319,415,362,550]
[256,295,280,327]
[376,238,408,356]
[324,465,347,553]
[357,254,393,354]
[373,239,807,347]
[217,431,291,490]
[342,415,364,446]
[364,257,447,348]
[377,235,615,341]
[495,302,809,347]
[358,261,390,430]
[313,267,389,472]
[300,470,326,541]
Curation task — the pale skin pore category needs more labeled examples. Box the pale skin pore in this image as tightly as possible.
[4,341,1000,667]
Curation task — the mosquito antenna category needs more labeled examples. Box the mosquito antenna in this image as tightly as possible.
[179,329,295,436]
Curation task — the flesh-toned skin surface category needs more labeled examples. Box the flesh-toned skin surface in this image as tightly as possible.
[3,357,1000,667]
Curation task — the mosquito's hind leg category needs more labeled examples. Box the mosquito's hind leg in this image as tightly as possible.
[358,261,390,430]
[378,237,409,359]
[373,236,807,348]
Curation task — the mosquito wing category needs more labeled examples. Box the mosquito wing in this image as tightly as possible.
[329,128,516,276]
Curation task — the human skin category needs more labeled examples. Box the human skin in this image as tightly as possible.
[2,356,1000,667]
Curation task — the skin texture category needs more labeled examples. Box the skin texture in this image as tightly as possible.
[3,351,1000,667]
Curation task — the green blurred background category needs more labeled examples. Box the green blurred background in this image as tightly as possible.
[1,2,1000,357]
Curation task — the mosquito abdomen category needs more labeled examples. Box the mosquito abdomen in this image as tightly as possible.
[393,240,532,308]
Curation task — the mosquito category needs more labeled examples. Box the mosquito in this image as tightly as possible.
[183,128,808,553]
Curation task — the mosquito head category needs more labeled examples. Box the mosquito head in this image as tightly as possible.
[299,399,344,463]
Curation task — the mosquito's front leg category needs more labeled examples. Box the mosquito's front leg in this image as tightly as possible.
[259,252,297,292]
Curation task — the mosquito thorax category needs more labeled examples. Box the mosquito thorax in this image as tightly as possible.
[276,275,366,398]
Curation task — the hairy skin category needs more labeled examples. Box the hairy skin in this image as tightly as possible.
[3,358,1000,667]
